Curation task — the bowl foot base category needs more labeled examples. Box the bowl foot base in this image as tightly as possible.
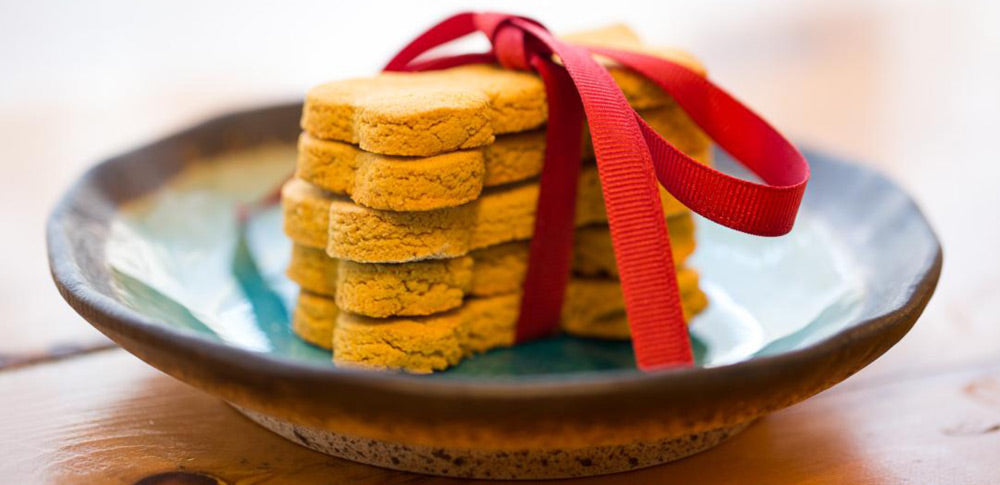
[235,406,751,479]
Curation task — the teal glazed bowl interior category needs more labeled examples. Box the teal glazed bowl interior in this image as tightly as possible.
[47,104,941,479]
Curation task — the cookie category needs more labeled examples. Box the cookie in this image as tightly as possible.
[301,35,706,157]
[282,178,338,250]
[294,272,707,373]
[292,290,339,349]
[287,214,696,317]
[331,293,518,373]
[326,173,703,262]
[560,271,706,340]
[296,104,710,211]
[561,24,707,80]
[573,215,696,277]
[281,151,709,263]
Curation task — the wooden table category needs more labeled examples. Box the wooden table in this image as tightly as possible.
[3,2,999,483]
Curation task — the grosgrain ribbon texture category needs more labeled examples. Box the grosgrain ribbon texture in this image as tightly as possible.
[384,12,810,370]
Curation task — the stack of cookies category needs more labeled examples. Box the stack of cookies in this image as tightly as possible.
[282,27,713,373]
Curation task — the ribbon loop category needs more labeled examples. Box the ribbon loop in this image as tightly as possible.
[587,46,809,236]
[383,12,810,370]
[384,13,479,72]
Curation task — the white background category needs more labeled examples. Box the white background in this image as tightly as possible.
[1,0,998,359]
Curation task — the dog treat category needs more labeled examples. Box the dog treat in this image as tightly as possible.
[286,214,696,317]
[573,215,696,277]
[292,291,339,349]
[296,104,710,211]
[293,272,706,373]
[282,151,709,263]
[332,293,518,373]
[310,276,705,372]
[301,53,705,157]
[560,271,707,340]
[283,25,713,372]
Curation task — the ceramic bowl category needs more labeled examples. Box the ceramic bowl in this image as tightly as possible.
[47,104,941,479]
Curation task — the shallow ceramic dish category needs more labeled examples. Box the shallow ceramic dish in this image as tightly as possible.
[48,104,941,479]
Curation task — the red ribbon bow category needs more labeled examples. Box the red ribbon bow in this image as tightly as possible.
[385,12,810,370]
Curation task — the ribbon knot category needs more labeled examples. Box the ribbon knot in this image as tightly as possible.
[473,13,546,71]
[491,25,530,71]
[384,12,810,370]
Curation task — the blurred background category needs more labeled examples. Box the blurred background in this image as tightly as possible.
[1,0,998,378]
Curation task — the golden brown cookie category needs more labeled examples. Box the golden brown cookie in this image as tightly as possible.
[558,289,708,341]
[561,270,706,340]
[281,178,335,250]
[301,58,704,157]
[335,256,473,319]
[282,154,709,264]
[324,173,705,262]
[293,273,708,373]
[287,214,697,317]
[296,104,710,211]
[292,290,338,349]
[561,24,707,78]
[573,216,696,277]
[297,133,487,211]
[288,243,469,313]
[573,147,712,228]
[301,24,706,157]
[333,300,471,373]
[331,293,524,373]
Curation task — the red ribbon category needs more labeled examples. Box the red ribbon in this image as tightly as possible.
[384,13,810,370]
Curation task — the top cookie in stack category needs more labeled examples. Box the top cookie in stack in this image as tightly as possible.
[282,26,713,373]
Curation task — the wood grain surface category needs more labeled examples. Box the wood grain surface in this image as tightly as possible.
[2,1,1000,483]
[2,350,998,484]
